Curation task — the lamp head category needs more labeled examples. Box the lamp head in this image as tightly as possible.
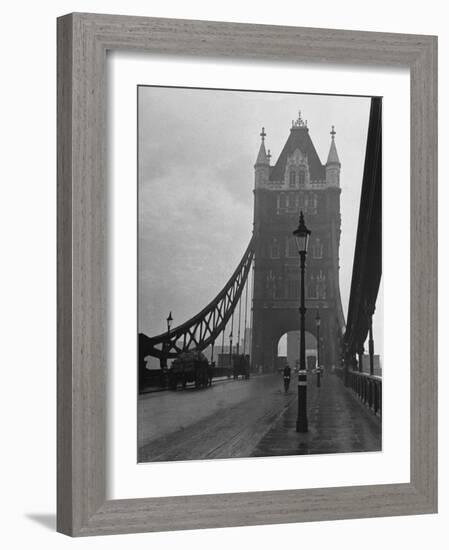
[166,311,173,330]
[293,211,311,253]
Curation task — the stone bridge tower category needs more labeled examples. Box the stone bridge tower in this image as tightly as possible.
[251,113,345,372]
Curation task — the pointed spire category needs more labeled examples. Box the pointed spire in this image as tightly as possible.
[326,125,340,165]
[256,142,268,165]
[255,126,269,165]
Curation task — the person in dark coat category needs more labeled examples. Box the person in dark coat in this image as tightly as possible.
[283,364,291,392]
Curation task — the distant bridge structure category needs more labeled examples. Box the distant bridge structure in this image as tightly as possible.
[139,236,254,371]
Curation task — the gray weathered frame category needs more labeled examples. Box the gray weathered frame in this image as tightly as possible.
[57,12,438,537]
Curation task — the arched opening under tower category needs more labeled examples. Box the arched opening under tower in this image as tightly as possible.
[277,330,317,371]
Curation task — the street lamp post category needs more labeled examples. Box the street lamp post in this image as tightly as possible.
[229,332,233,370]
[162,312,173,370]
[293,211,311,433]
[166,311,173,335]
[316,310,321,388]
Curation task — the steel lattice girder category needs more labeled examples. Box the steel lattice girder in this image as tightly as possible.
[139,236,255,361]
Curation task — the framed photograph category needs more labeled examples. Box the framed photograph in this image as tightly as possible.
[57,13,437,536]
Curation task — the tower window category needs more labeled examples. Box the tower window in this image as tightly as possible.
[277,192,299,214]
[298,168,306,186]
[308,274,318,299]
[317,270,327,299]
[293,193,299,210]
[306,193,318,214]
[269,238,280,258]
[274,275,284,299]
[285,236,297,258]
[312,238,324,259]
[287,279,299,299]
[266,270,275,299]
[278,193,288,210]
[289,170,296,188]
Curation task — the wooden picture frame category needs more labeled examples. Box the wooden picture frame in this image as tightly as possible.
[57,12,437,536]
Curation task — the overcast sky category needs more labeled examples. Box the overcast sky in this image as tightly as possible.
[138,86,382,358]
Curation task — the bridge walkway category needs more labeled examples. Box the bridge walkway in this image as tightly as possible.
[251,372,381,457]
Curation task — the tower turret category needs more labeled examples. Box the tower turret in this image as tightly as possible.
[254,127,270,188]
[326,126,341,187]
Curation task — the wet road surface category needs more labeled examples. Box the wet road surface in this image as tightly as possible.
[138,374,293,462]
[138,373,381,462]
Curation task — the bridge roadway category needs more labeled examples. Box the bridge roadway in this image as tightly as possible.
[137,372,381,462]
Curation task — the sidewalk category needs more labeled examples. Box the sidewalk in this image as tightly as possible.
[251,373,381,457]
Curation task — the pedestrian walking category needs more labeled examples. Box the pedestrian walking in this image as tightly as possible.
[283,364,291,392]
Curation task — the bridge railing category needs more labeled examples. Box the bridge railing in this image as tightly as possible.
[346,370,382,417]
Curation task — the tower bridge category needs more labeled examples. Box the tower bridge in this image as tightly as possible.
[138,100,382,460]
[251,111,345,373]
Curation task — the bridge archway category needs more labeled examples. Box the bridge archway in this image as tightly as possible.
[252,306,341,373]
[277,330,317,371]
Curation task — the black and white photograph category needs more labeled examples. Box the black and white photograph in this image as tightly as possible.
[137,86,382,463]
